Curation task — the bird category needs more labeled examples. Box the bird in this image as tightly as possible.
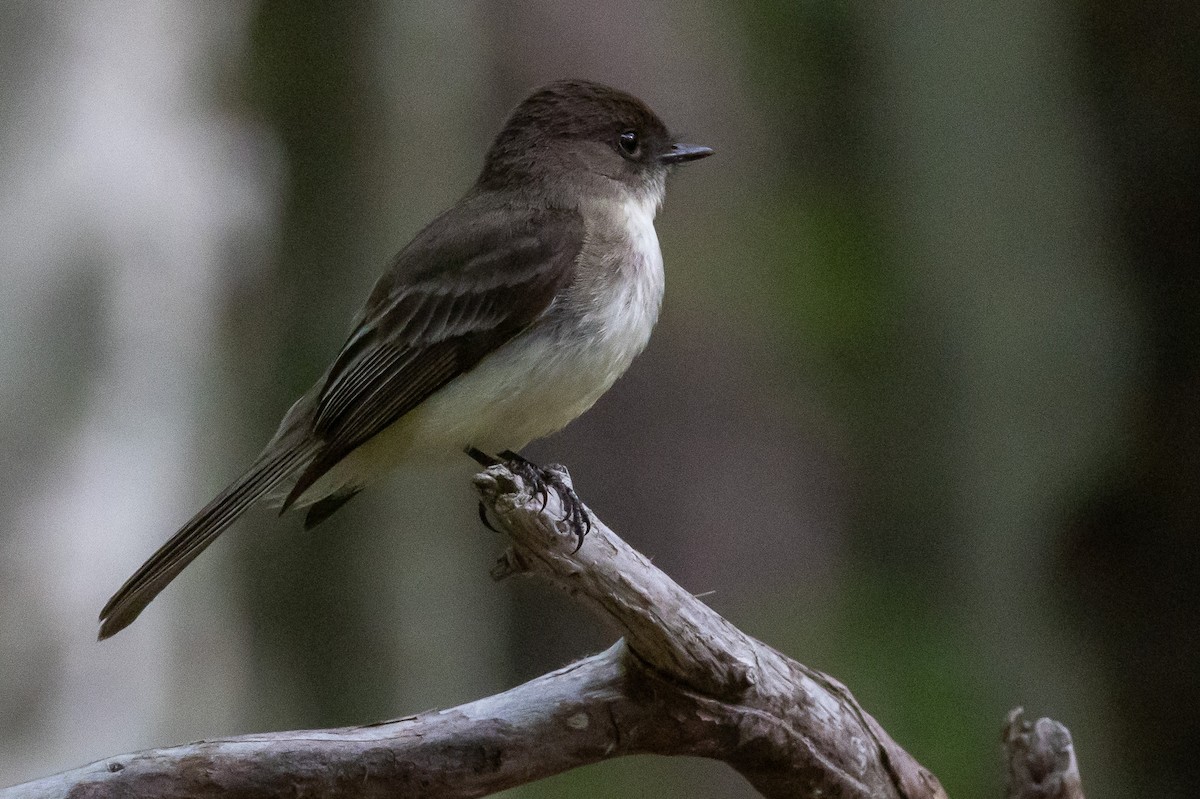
[98,79,713,640]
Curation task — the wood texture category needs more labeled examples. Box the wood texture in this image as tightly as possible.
[4,463,1083,798]
[1003,708,1086,799]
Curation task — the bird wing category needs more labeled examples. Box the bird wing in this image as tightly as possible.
[280,200,586,509]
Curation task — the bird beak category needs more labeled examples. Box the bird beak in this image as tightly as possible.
[659,143,714,165]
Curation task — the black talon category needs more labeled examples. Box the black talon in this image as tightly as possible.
[501,451,549,511]
[538,465,591,551]
[571,499,592,552]
[477,500,500,533]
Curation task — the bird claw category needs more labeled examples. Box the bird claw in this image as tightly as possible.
[477,500,500,533]
[500,450,550,512]
[471,449,592,549]
[537,463,591,552]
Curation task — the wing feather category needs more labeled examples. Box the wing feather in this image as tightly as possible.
[281,201,584,509]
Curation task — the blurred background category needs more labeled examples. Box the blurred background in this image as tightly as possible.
[1,1,1196,796]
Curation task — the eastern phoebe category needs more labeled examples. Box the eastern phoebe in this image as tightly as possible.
[98,79,712,640]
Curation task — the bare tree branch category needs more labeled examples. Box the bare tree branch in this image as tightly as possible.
[1003,708,1086,799]
[481,463,946,798]
[10,462,1084,799]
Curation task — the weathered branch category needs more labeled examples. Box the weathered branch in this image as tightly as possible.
[1003,708,1086,799]
[480,463,945,798]
[4,463,1083,799]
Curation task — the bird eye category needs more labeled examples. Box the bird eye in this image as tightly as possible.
[617,130,640,157]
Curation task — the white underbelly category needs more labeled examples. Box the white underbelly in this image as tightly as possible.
[298,327,642,501]
[392,324,647,454]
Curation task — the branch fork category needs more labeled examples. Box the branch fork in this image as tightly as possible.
[2,464,1084,798]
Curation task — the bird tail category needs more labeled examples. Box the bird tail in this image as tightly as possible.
[97,442,316,640]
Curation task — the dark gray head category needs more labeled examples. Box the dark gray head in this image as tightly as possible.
[476,80,712,197]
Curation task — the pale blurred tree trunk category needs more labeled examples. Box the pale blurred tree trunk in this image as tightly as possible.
[0,0,276,785]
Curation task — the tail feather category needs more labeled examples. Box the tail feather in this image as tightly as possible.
[303,487,362,531]
[97,444,314,640]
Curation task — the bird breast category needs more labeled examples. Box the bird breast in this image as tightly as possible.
[447,189,666,452]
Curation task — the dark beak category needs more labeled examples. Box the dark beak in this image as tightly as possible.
[659,143,714,165]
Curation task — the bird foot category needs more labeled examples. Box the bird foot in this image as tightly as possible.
[467,447,592,550]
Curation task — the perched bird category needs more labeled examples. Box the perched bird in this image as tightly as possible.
[98,79,712,640]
